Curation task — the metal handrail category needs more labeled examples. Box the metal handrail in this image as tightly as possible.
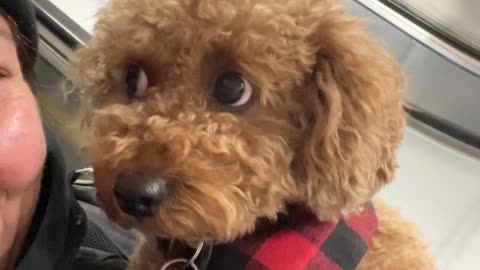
[354,0,480,77]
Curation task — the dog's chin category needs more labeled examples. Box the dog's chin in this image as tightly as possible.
[107,203,255,244]
[109,212,190,240]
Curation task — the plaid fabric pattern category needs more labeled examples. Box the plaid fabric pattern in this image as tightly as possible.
[206,202,377,270]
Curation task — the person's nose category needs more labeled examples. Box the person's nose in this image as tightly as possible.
[113,171,169,218]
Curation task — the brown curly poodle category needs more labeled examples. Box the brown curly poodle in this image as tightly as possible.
[68,0,436,269]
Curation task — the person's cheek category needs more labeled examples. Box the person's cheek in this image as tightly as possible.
[0,80,46,192]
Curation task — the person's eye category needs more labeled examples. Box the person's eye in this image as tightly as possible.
[125,64,149,99]
[213,71,253,107]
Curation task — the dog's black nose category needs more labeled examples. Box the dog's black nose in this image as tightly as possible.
[113,171,168,218]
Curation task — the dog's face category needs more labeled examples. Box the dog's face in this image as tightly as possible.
[70,0,406,243]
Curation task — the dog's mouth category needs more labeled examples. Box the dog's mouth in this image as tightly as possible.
[92,163,261,245]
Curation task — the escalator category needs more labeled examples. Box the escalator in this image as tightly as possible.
[380,0,480,59]
[32,0,89,172]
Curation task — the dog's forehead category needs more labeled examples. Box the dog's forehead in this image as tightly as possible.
[83,0,326,106]
[92,0,313,61]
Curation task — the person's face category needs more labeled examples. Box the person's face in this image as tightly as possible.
[0,15,46,193]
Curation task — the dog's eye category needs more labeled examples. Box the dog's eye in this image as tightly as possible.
[213,72,252,107]
[125,64,149,98]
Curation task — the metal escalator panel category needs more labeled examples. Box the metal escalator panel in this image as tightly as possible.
[351,0,480,149]
[32,1,87,172]
[381,0,480,58]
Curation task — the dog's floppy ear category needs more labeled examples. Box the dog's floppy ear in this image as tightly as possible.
[294,5,406,220]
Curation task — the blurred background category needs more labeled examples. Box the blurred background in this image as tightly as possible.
[31,0,480,269]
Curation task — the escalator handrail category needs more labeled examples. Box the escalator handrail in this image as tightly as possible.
[32,0,90,48]
[354,0,480,77]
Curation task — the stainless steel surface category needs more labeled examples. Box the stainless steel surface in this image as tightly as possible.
[402,44,480,136]
[33,5,86,171]
[380,124,480,270]
[347,0,480,139]
[33,0,90,46]
[352,0,480,77]
[386,0,480,53]
[407,116,480,163]
[37,24,70,74]
[48,0,106,35]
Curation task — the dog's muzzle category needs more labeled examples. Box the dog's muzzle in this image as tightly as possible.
[113,170,169,218]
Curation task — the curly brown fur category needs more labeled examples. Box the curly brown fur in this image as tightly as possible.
[68,0,435,268]
[357,198,436,270]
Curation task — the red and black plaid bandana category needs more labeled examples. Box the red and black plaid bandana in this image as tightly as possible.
[206,202,378,270]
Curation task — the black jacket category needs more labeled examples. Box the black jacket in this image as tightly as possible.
[15,125,138,270]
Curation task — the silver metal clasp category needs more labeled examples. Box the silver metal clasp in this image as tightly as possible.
[72,167,95,186]
[160,241,205,270]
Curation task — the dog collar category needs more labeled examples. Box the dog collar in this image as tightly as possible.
[159,202,377,270]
